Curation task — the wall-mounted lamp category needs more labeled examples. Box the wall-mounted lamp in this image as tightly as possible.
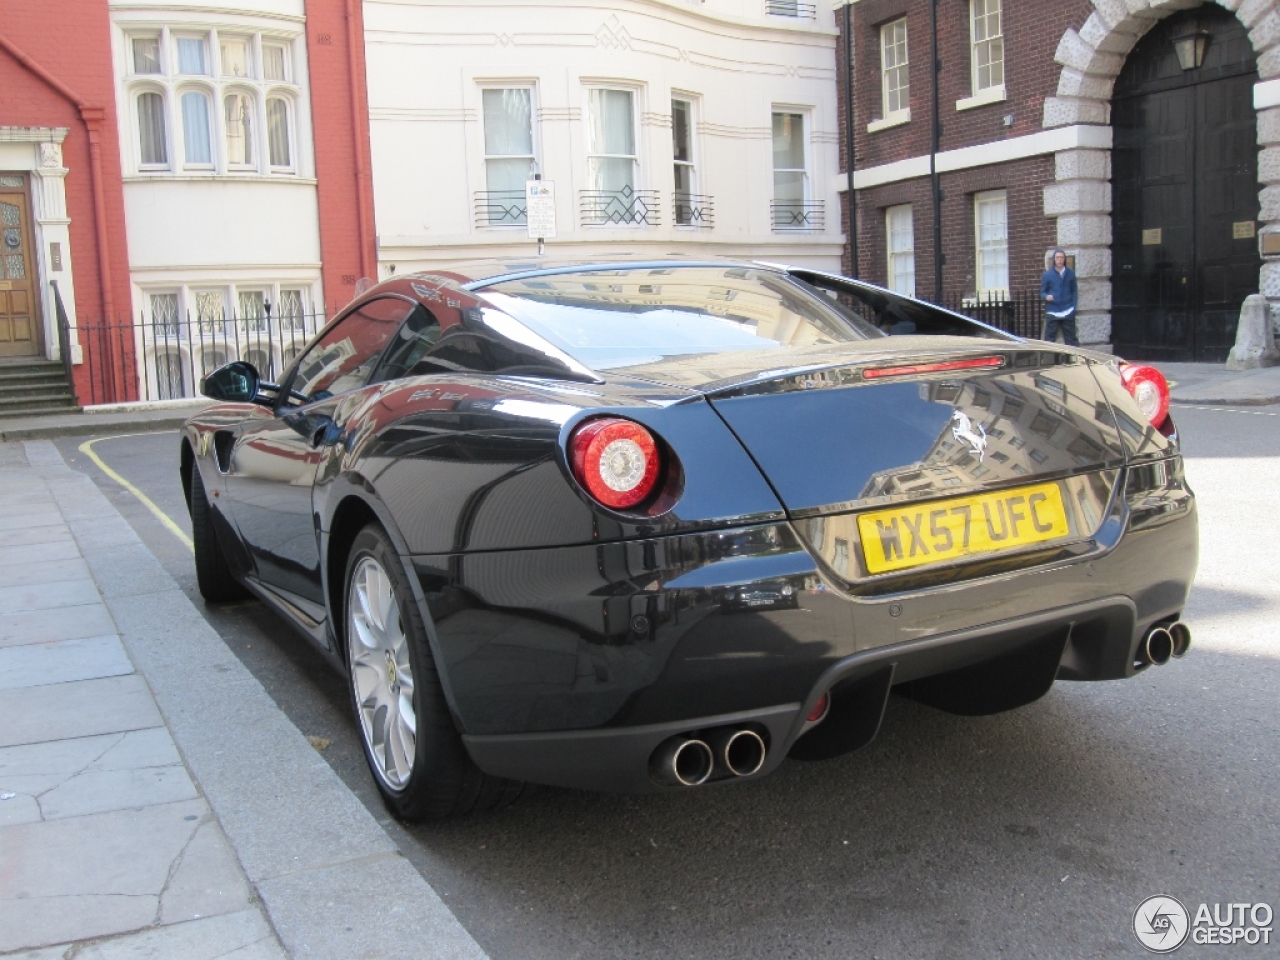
[1171,21,1210,71]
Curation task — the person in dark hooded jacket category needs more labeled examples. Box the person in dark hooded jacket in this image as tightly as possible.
[1040,248,1079,346]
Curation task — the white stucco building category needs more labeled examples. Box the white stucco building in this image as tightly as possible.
[363,0,845,273]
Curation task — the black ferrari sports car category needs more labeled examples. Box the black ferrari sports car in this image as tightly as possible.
[183,260,1197,820]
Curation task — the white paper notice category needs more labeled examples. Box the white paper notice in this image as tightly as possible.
[526,180,556,240]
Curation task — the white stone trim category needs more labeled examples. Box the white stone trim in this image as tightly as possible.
[1256,78,1280,109]
[0,126,78,362]
[839,124,1111,192]
[1047,0,1280,350]
[867,109,910,133]
[956,84,1007,111]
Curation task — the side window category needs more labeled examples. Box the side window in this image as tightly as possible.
[290,297,412,403]
[370,305,442,383]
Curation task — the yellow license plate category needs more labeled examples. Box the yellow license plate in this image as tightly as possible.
[857,481,1070,575]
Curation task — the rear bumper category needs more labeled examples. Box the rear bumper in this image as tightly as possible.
[412,460,1196,791]
[462,596,1142,793]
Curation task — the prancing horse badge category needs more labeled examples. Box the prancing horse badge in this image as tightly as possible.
[951,410,988,463]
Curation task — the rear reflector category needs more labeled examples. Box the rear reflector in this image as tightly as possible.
[862,356,1006,380]
[1119,363,1170,428]
[806,693,830,724]
[569,417,662,510]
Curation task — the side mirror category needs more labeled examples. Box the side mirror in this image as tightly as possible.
[201,361,262,404]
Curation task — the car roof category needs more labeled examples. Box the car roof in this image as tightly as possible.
[401,257,770,290]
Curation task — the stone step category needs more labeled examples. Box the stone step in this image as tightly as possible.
[0,390,77,409]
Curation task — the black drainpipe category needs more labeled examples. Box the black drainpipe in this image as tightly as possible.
[929,0,943,301]
[844,2,859,277]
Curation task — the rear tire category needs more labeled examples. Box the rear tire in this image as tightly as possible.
[189,466,250,603]
[344,523,524,820]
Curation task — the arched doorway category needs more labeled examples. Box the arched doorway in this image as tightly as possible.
[1111,5,1261,361]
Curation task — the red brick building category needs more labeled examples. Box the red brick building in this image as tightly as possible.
[836,0,1280,361]
[0,0,373,405]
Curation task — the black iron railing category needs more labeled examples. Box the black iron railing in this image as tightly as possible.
[580,187,660,227]
[771,200,825,231]
[765,0,817,17]
[673,192,714,228]
[49,280,79,407]
[938,290,1046,340]
[474,189,527,227]
[73,308,327,406]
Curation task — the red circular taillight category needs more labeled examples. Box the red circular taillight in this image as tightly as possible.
[1119,363,1171,428]
[569,417,662,510]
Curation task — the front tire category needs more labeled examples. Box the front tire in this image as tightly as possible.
[189,466,249,603]
[344,524,523,820]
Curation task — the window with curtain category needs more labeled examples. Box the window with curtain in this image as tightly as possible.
[263,44,288,82]
[176,36,208,75]
[586,89,636,194]
[132,38,161,74]
[225,93,254,165]
[971,0,1004,93]
[886,204,915,296]
[771,112,806,204]
[482,88,535,221]
[267,98,291,167]
[137,92,168,166]
[672,98,696,224]
[881,19,909,117]
[181,91,212,166]
[220,37,252,78]
[974,191,1009,297]
[125,28,300,177]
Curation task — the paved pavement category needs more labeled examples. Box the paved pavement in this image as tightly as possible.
[0,441,488,959]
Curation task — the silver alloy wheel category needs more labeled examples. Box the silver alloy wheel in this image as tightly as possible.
[347,555,417,790]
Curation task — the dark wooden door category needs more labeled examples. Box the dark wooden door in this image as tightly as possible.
[0,178,42,359]
[1112,9,1260,362]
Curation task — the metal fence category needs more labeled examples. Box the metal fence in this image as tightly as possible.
[937,290,1046,340]
[72,308,327,406]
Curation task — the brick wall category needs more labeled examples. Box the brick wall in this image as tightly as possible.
[0,0,134,401]
[836,0,1095,300]
[303,0,377,313]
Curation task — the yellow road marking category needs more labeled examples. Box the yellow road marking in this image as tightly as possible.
[79,435,194,551]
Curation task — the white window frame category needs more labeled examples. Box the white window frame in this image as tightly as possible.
[886,204,915,297]
[265,94,296,172]
[671,96,699,226]
[771,109,809,203]
[870,18,910,133]
[974,190,1009,299]
[119,24,306,178]
[133,86,171,170]
[584,85,640,194]
[177,86,214,170]
[478,84,538,227]
[958,0,1006,111]
[223,87,259,169]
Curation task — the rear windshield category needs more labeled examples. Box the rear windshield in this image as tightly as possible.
[474,266,882,370]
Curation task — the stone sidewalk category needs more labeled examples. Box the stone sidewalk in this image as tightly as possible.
[0,442,488,960]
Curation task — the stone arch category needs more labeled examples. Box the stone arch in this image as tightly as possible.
[1044,0,1280,351]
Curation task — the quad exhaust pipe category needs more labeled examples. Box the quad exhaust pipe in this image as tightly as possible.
[1138,620,1192,667]
[650,727,768,786]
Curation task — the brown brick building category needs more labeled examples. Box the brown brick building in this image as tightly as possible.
[835,0,1280,361]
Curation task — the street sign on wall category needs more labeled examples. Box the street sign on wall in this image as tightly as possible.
[526,180,556,240]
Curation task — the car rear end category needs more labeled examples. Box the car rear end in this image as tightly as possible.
[435,265,1196,793]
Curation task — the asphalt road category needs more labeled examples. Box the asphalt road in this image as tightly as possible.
[55,405,1280,960]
